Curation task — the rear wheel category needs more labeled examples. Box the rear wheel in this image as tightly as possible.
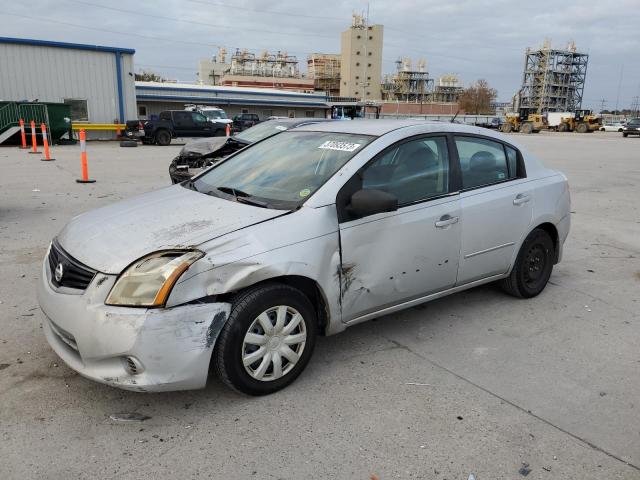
[500,229,554,298]
[558,122,569,132]
[213,283,317,395]
[154,129,171,146]
[576,122,588,133]
[521,122,534,134]
[623,132,628,138]
[501,122,513,133]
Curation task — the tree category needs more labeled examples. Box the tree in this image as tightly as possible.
[134,70,165,82]
[458,79,497,114]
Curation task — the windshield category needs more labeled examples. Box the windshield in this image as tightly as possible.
[204,110,227,120]
[234,120,295,144]
[192,131,373,209]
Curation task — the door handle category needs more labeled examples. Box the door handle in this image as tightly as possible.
[513,193,530,205]
[435,215,459,228]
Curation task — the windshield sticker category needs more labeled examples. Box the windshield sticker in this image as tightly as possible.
[275,126,287,131]
[299,188,311,198]
[318,140,361,152]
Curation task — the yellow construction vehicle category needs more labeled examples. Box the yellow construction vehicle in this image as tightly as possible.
[501,109,546,134]
[557,109,602,133]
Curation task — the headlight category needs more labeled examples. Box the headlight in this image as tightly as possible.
[106,250,203,307]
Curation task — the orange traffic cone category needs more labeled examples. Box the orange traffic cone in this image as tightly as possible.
[40,124,55,162]
[76,130,96,183]
[28,120,40,154]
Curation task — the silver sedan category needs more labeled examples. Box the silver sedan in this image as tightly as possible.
[37,120,570,395]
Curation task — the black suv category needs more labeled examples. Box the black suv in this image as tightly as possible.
[622,118,640,137]
[232,113,260,132]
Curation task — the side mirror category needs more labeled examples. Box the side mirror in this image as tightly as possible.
[348,189,398,218]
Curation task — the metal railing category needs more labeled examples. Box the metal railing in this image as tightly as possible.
[17,104,51,144]
[0,102,20,132]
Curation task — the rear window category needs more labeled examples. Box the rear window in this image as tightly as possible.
[455,136,518,190]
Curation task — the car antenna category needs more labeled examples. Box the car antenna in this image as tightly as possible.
[451,110,460,123]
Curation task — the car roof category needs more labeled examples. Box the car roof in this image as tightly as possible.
[293,119,490,137]
[263,117,333,126]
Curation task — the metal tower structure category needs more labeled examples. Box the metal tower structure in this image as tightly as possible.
[381,57,434,102]
[519,41,589,114]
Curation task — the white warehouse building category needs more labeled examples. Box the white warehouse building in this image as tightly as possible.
[0,37,137,124]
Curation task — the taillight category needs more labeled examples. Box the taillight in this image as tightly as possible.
[138,122,144,130]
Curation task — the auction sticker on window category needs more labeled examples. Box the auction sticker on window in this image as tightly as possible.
[318,140,361,152]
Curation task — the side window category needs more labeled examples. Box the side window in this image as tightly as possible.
[361,137,449,205]
[192,112,207,123]
[505,145,519,178]
[159,111,171,121]
[173,112,193,126]
[454,136,511,189]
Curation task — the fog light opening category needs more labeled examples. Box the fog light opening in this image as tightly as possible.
[123,356,144,375]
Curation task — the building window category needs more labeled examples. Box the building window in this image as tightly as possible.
[63,99,89,122]
[369,35,373,40]
[356,62,360,67]
[288,110,295,118]
[138,105,147,117]
[368,26,372,30]
[242,108,249,114]
[357,35,361,39]
[355,76,359,80]
[368,52,372,56]
[366,91,370,95]
[367,76,371,80]
[356,51,360,55]
[262,109,273,118]
[368,63,372,67]
[305,110,315,118]
[355,91,359,95]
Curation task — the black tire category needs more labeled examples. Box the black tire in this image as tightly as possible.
[521,122,533,134]
[213,283,317,395]
[119,140,138,147]
[623,133,628,137]
[558,122,569,132]
[576,122,588,133]
[500,228,555,298]
[154,129,171,146]
[501,123,513,133]
[618,128,623,132]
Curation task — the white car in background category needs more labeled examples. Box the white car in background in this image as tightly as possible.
[38,120,570,395]
[600,121,626,132]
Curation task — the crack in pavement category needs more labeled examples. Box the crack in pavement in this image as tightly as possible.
[378,333,640,473]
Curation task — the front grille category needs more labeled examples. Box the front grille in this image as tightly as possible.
[48,240,97,291]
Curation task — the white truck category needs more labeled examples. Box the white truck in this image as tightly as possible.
[546,112,574,130]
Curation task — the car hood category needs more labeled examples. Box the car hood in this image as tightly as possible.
[180,137,230,157]
[57,185,287,274]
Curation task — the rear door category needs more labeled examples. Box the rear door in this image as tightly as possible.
[172,111,196,137]
[338,135,461,322]
[453,135,533,285]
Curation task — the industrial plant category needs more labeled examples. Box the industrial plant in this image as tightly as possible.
[517,40,589,114]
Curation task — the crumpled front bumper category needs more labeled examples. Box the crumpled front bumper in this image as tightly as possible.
[37,257,231,392]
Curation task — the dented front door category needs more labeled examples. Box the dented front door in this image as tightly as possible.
[338,195,461,323]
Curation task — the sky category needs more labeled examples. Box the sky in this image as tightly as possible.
[2,0,639,110]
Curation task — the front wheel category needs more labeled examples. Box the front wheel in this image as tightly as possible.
[154,129,172,146]
[576,123,588,133]
[500,228,555,298]
[213,283,317,395]
[623,132,628,137]
[521,122,533,134]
